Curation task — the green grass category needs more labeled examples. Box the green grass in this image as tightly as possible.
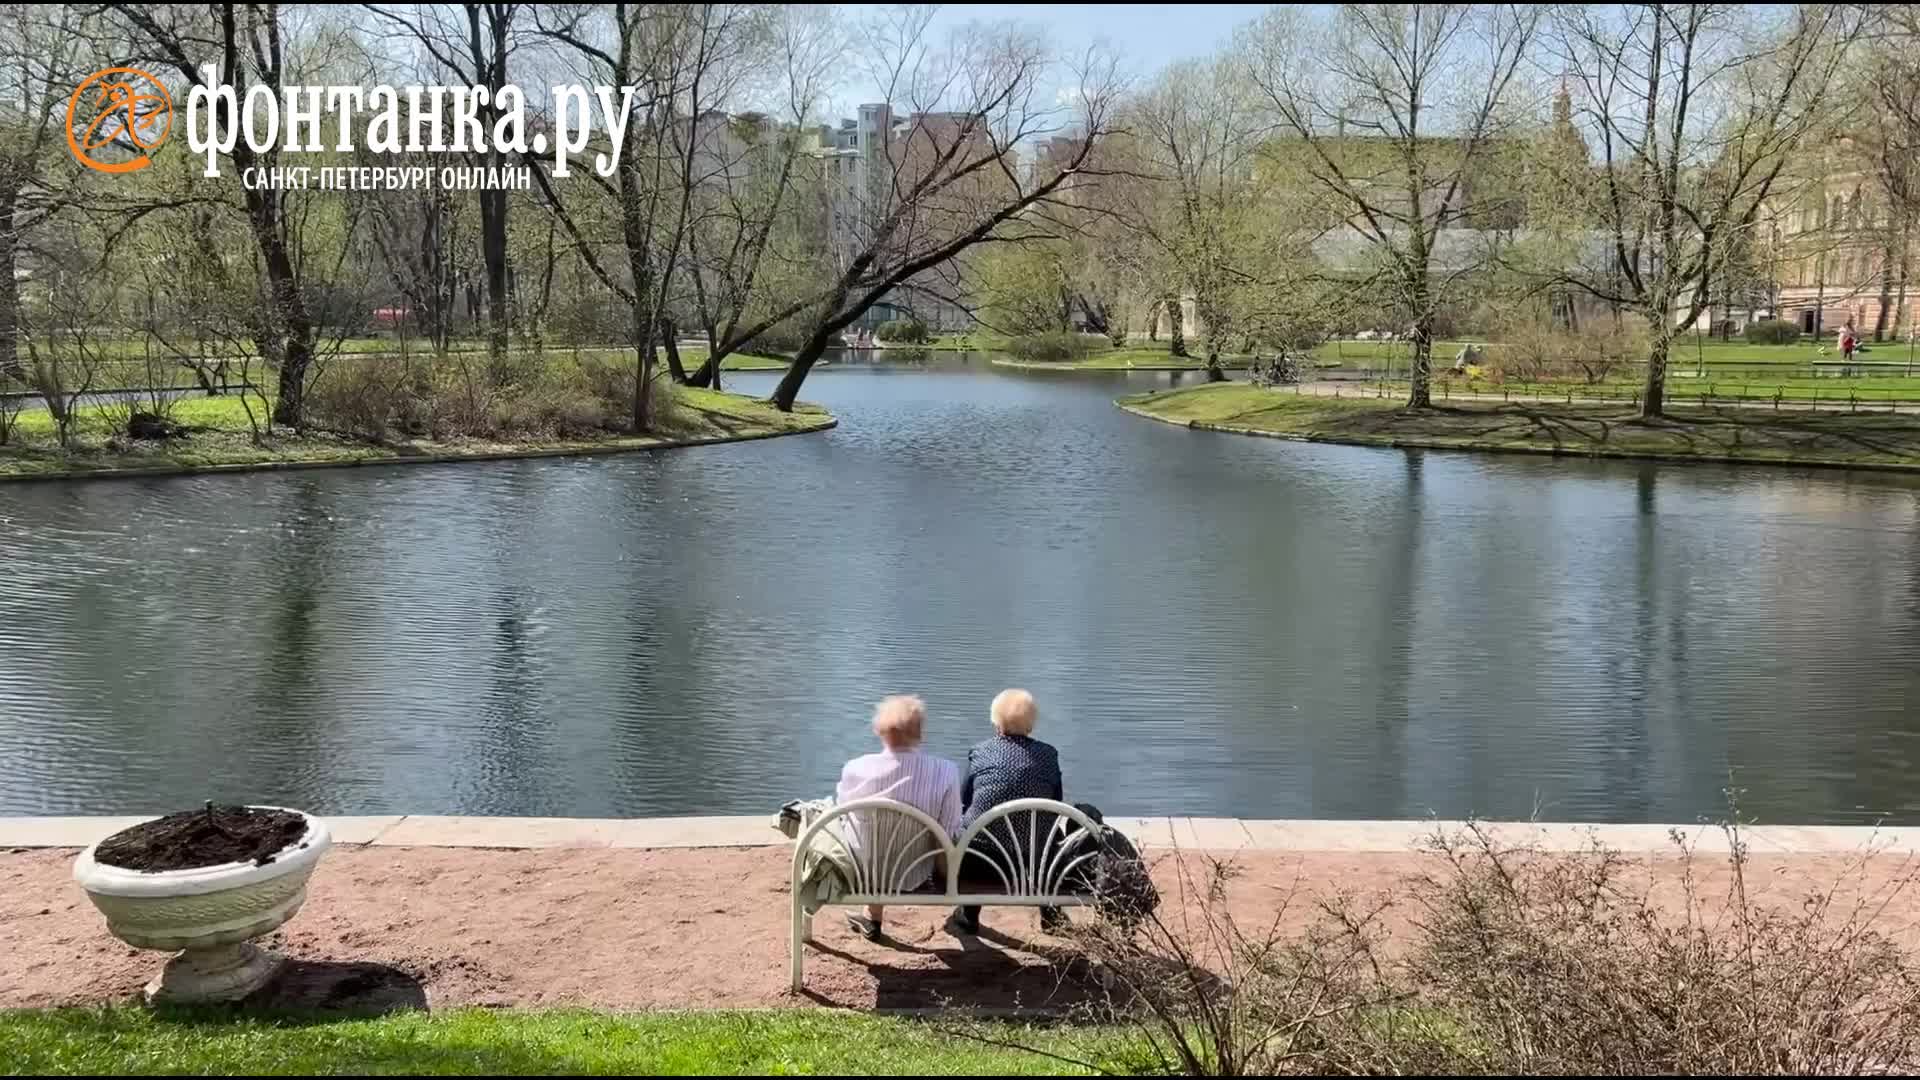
[1121,382,1920,470]
[0,384,830,479]
[0,1006,1115,1076]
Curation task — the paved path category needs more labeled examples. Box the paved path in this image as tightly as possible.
[4,814,1914,854]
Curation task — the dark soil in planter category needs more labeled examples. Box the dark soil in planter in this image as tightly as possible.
[93,805,308,872]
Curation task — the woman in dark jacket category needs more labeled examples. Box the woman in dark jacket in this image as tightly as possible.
[946,688,1068,935]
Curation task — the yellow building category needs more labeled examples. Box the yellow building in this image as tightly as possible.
[1765,134,1916,341]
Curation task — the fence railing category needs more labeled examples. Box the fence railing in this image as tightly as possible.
[1332,377,1920,412]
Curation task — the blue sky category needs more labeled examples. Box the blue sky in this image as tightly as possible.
[923,3,1256,73]
[829,3,1263,114]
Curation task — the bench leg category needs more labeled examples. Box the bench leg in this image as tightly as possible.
[790,903,806,992]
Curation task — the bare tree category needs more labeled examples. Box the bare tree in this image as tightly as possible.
[530,3,768,428]
[362,3,521,379]
[111,3,324,427]
[681,5,842,390]
[1861,8,1920,344]
[762,10,1125,410]
[1547,3,1862,417]
[1126,56,1265,380]
[19,247,115,448]
[1248,3,1541,409]
[0,4,91,383]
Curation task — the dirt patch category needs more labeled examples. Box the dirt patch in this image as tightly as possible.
[92,805,309,872]
[8,843,1919,1013]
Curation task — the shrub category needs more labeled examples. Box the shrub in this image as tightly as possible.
[1005,331,1100,363]
[985,817,1920,1075]
[1406,821,1920,1074]
[1746,319,1801,345]
[306,356,413,440]
[570,351,678,433]
[307,351,673,442]
[875,317,929,345]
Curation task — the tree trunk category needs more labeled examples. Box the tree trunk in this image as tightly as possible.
[769,328,834,412]
[1147,299,1161,341]
[482,188,510,381]
[1814,262,1826,340]
[250,192,314,429]
[273,332,313,428]
[1166,296,1187,357]
[1202,303,1227,382]
[685,355,717,389]
[631,314,658,433]
[1406,312,1433,409]
[0,183,19,382]
[661,319,687,383]
[1641,334,1668,418]
[1875,243,1896,341]
[1895,239,1911,343]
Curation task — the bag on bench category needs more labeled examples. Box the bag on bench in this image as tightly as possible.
[1060,803,1159,929]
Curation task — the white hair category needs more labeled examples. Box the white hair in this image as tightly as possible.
[872,695,926,747]
[990,688,1037,736]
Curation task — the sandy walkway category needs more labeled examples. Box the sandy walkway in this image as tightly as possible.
[5,844,1917,1012]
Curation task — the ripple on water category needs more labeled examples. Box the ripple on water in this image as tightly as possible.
[3,363,1920,822]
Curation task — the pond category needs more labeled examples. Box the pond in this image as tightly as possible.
[4,354,1920,824]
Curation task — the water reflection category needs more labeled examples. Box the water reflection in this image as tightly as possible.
[3,360,1920,823]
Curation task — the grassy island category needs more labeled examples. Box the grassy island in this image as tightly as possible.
[1120,382,1920,472]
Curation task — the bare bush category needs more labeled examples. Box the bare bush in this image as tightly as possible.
[954,854,1411,1076]
[1486,318,1648,386]
[1409,821,1920,1075]
[976,819,1920,1076]
[305,352,676,445]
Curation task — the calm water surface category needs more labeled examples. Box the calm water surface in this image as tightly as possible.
[4,357,1920,823]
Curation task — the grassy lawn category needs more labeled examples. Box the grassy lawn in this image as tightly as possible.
[1121,382,1920,470]
[0,385,830,480]
[712,353,787,370]
[0,1006,1114,1076]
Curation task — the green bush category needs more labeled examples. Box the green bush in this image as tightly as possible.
[1745,319,1801,345]
[875,318,929,344]
[1005,331,1100,363]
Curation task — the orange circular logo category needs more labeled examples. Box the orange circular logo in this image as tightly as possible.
[67,67,173,174]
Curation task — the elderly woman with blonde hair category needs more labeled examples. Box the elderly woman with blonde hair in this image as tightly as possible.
[947,688,1067,936]
[834,694,962,940]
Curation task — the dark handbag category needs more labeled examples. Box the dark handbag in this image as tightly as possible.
[1061,803,1160,928]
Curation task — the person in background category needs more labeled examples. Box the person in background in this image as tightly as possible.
[947,688,1068,936]
[1841,322,1858,369]
[834,695,962,940]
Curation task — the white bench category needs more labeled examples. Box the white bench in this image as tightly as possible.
[789,797,1102,991]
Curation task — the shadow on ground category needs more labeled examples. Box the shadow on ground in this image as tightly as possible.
[805,925,1100,1013]
[226,959,429,1018]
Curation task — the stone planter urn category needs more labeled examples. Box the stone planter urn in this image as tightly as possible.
[73,808,332,1004]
